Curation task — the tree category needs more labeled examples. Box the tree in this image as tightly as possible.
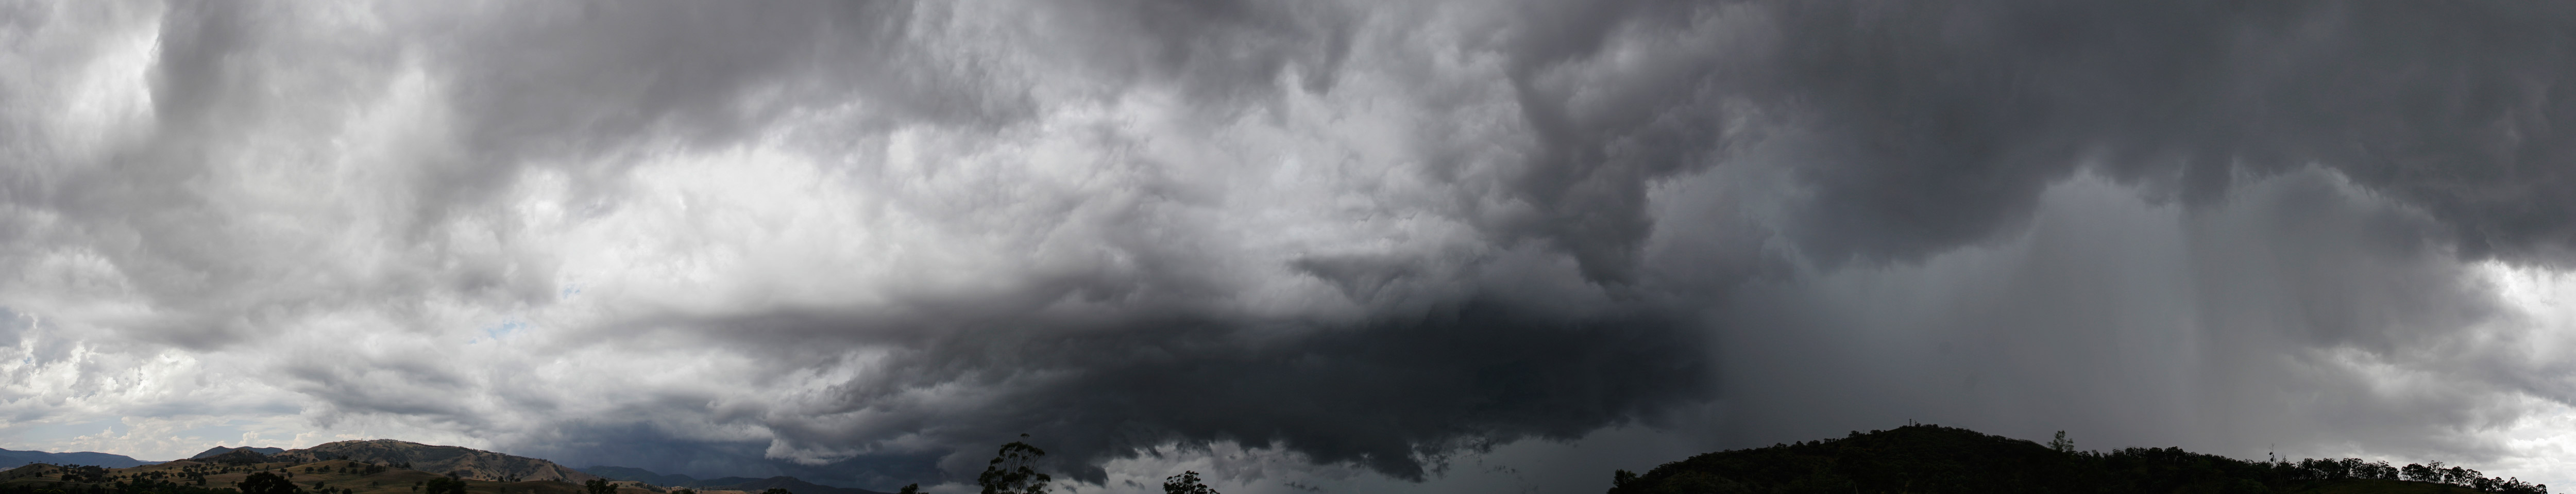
[977,434,1052,494]
[423,477,467,494]
[895,485,920,494]
[238,472,300,494]
[2048,431,2073,453]
[760,488,791,494]
[585,479,616,494]
[1160,471,1216,494]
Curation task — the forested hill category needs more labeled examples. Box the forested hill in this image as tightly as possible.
[1607,424,2546,494]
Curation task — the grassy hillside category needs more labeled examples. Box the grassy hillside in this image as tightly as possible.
[269,440,598,483]
[1607,424,2546,494]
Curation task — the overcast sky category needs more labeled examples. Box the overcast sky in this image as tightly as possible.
[7,1,2576,492]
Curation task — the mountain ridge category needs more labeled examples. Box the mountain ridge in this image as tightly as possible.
[3,441,890,494]
[0,448,156,469]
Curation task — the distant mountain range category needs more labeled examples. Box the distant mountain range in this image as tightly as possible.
[0,448,156,469]
[1,441,886,494]
[188,446,284,459]
[578,466,889,494]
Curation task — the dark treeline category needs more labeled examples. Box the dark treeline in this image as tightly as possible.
[1607,424,2546,494]
[3,458,428,494]
[0,475,241,494]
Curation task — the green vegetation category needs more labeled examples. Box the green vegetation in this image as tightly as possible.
[238,472,298,494]
[976,435,1050,494]
[419,477,463,494]
[1606,424,2546,494]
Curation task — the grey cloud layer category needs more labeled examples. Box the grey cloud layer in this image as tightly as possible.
[6,0,2576,491]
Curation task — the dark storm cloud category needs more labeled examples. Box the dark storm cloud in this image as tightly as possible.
[13,0,2576,491]
[1626,3,2576,473]
[1727,2,2576,265]
[444,0,2576,486]
[404,1,1026,234]
[675,294,1710,483]
[1714,169,2522,460]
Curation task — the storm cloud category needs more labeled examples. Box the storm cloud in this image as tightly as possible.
[5,1,2576,492]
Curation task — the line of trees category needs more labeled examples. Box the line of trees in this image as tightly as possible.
[2276,457,2544,493]
[2058,442,2545,494]
[0,477,239,494]
[1606,425,2552,494]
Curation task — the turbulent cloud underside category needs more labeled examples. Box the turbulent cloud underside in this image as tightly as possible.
[4,1,2576,492]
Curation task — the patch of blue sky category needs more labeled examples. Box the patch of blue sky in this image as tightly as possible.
[469,319,530,344]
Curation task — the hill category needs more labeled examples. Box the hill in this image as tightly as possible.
[0,448,156,469]
[268,439,600,483]
[191,447,286,459]
[1607,424,2546,494]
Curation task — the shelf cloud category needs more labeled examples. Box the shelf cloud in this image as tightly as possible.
[4,1,2576,492]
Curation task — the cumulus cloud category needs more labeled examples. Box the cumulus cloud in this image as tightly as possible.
[5,1,2576,492]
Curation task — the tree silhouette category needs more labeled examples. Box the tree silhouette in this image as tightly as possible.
[977,434,1051,494]
[759,488,790,494]
[584,479,616,494]
[238,472,300,494]
[895,485,920,494]
[2048,431,2073,453]
[422,477,466,494]
[1160,471,1216,494]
